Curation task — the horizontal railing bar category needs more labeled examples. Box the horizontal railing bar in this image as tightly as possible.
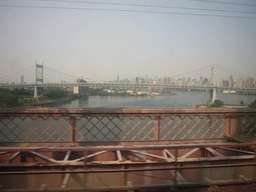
[1,107,256,116]
[0,139,228,147]
[1,180,256,192]
[0,142,255,152]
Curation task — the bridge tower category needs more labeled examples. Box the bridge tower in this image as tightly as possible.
[210,64,217,101]
[34,62,43,98]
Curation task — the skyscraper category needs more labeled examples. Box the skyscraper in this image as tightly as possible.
[236,78,244,88]
[228,76,234,87]
[245,77,254,88]
[217,79,224,87]
[21,75,24,84]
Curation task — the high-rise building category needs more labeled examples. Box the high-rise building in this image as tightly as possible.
[236,78,244,88]
[140,78,145,83]
[117,75,119,82]
[167,77,170,84]
[203,78,208,85]
[164,77,167,84]
[228,76,234,87]
[135,77,139,83]
[199,76,203,85]
[245,77,254,88]
[223,80,229,87]
[217,79,224,87]
[163,77,170,84]
[186,77,191,84]
[20,75,24,84]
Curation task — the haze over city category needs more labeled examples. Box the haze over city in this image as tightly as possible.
[1,0,256,82]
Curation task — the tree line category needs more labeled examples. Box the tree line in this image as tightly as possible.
[0,88,75,107]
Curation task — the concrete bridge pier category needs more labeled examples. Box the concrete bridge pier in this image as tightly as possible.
[209,88,217,102]
[34,85,38,99]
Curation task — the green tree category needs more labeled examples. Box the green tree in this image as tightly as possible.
[44,88,69,100]
[206,100,224,108]
[0,89,19,107]
[13,88,32,96]
[248,99,256,108]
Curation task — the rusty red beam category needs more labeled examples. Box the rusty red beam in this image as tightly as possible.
[1,107,256,116]
[1,162,256,175]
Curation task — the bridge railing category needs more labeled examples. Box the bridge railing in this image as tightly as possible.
[0,108,256,143]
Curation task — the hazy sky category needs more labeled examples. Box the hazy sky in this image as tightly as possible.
[0,0,256,82]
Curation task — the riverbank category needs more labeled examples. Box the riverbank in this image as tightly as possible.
[20,95,85,107]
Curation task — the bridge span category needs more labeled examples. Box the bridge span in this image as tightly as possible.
[1,82,256,92]
[1,63,256,102]
[0,107,256,191]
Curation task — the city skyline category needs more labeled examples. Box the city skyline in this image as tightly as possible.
[0,0,256,81]
[2,70,255,90]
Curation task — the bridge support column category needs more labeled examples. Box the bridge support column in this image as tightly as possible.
[34,85,38,99]
[209,88,217,102]
[223,116,242,136]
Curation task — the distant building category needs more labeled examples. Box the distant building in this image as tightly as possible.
[74,77,87,84]
[245,77,254,88]
[228,76,234,87]
[163,77,170,84]
[73,77,88,95]
[217,79,224,87]
[186,77,191,84]
[236,78,244,88]
[199,76,204,85]
[121,78,130,83]
[203,78,208,85]
[223,80,229,87]
[171,77,176,84]
[135,77,139,83]
[149,87,155,94]
[140,78,145,83]
[117,75,119,82]
[20,75,24,84]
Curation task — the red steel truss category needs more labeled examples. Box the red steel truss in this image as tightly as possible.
[0,108,256,191]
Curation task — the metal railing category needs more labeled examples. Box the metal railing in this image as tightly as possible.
[1,107,256,143]
[1,107,256,191]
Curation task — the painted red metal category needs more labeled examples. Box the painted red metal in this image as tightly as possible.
[0,107,256,191]
[1,107,255,143]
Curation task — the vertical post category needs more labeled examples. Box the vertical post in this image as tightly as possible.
[223,115,242,136]
[70,116,76,142]
[174,148,178,185]
[254,144,256,182]
[223,116,231,136]
[154,116,161,140]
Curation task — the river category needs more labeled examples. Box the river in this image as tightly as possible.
[58,91,256,108]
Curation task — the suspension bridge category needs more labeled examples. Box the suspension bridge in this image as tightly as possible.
[1,64,256,191]
[0,62,255,100]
